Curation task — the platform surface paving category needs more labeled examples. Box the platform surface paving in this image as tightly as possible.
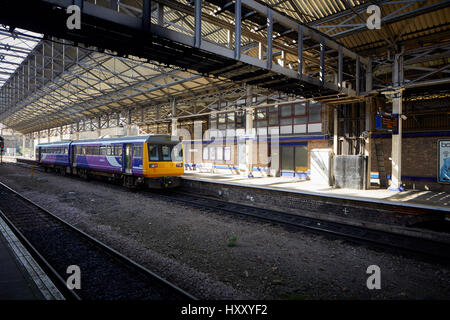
[183,172,450,212]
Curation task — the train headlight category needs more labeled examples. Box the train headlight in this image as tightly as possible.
[149,163,158,168]
[176,163,183,167]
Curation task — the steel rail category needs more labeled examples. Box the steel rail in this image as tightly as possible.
[0,181,196,300]
[152,190,450,265]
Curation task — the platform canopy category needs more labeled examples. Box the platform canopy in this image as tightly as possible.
[0,0,449,134]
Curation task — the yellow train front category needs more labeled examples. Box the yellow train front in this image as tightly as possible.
[142,136,184,188]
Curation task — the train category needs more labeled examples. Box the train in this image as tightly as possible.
[35,135,184,188]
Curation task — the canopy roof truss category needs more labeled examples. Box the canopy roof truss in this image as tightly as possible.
[0,0,449,134]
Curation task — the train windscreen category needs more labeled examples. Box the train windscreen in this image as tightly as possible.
[148,144,183,162]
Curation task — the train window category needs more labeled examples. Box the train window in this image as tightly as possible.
[100,146,107,156]
[114,145,122,156]
[161,145,171,161]
[172,144,183,161]
[133,145,143,158]
[148,145,159,161]
[203,147,209,160]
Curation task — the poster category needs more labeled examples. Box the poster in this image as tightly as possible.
[438,140,450,183]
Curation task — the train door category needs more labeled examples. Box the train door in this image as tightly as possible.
[123,144,133,174]
[72,146,77,166]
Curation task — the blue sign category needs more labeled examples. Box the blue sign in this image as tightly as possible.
[439,140,450,183]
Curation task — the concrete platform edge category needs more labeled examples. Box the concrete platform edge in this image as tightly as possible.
[182,176,450,213]
[181,177,450,244]
[0,212,65,300]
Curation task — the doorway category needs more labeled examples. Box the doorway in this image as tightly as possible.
[123,144,133,174]
[281,145,308,177]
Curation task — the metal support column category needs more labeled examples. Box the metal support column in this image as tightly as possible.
[245,85,254,178]
[388,53,404,191]
[171,98,178,136]
[364,99,372,189]
[297,24,303,79]
[234,0,241,60]
[267,9,273,69]
[157,3,164,26]
[333,107,338,156]
[194,0,202,48]
[97,117,102,137]
[22,134,26,157]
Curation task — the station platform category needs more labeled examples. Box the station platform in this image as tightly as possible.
[183,172,450,211]
[0,215,64,300]
[181,172,450,236]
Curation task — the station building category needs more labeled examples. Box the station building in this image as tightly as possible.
[0,0,449,193]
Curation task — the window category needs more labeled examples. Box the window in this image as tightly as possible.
[148,145,159,161]
[227,112,235,123]
[216,147,223,161]
[210,113,217,130]
[161,145,171,161]
[280,118,292,125]
[255,107,269,128]
[294,117,307,124]
[269,113,278,125]
[148,144,182,161]
[172,144,183,161]
[203,147,209,160]
[133,145,143,158]
[309,106,321,122]
[281,105,292,117]
[209,147,216,160]
[252,102,322,135]
[114,145,122,156]
[100,146,107,156]
[224,147,231,161]
[294,103,306,116]
[236,112,245,129]
[256,109,267,119]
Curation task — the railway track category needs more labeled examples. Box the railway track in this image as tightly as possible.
[0,181,195,300]
[151,190,450,265]
[10,159,450,263]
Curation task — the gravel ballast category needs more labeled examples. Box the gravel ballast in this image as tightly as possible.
[1,163,449,300]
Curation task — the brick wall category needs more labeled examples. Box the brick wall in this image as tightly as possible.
[370,134,450,191]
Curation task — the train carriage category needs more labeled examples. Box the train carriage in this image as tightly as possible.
[36,141,72,174]
[36,135,183,188]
